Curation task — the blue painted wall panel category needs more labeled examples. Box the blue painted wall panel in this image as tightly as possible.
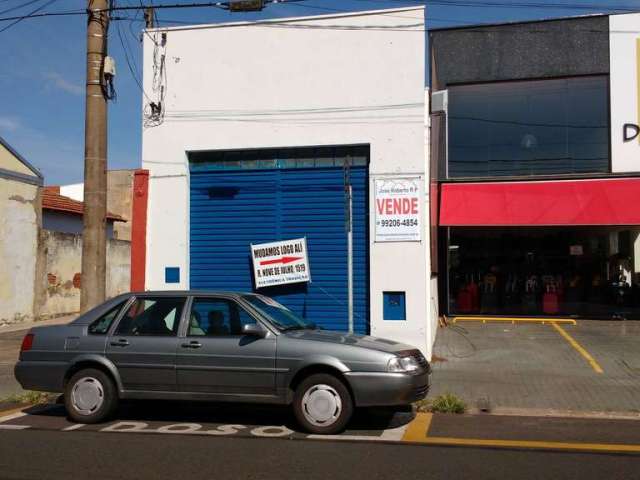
[189,166,369,333]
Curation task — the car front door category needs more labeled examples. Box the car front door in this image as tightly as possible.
[176,296,277,396]
[106,296,186,392]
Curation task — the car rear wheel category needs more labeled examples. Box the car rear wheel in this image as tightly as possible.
[65,369,118,424]
[293,373,353,434]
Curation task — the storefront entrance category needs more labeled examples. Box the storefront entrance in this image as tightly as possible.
[444,227,640,319]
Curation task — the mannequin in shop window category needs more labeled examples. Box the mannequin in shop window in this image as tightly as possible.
[480,267,499,314]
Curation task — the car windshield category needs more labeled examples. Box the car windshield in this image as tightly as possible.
[242,295,316,331]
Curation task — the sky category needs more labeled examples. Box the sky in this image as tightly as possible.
[0,0,638,184]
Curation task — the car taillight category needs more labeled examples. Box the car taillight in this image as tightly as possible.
[20,333,34,352]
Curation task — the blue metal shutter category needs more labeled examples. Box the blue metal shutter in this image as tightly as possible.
[189,166,369,333]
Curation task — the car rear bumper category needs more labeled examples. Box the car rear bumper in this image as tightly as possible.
[14,361,67,393]
[344,369,430,407]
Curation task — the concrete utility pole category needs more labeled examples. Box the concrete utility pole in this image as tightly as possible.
[80,0,109,312]
[144,7,154,29]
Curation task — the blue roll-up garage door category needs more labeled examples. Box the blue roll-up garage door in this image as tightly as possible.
[189,146,369,333]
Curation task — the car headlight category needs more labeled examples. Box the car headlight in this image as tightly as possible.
[388,355,421,373]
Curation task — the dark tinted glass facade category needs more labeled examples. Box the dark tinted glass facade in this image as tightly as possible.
[448,76,609,178]
[446,227,640,319]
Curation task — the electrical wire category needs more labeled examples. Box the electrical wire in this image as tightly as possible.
[0,0,47,16]
[0,8,85,22]
[358,0,640,12]
[117,16,152,101]
[1,0,639,28]
[0,0,57,33]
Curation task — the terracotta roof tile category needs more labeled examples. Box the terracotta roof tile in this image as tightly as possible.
[42,187,125,222]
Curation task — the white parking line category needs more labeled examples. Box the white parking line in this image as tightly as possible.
[63,423,86,431]
[0,424,29,430]
[307,424,408,442]
[0,411,27,423]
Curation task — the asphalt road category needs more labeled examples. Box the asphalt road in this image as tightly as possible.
[0,330,24,398]
[1,429,639,480]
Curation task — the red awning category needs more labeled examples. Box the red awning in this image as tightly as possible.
[440,178,640,226]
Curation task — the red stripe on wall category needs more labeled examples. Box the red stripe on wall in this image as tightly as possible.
[440,178,640,226]
[130,169,149,290]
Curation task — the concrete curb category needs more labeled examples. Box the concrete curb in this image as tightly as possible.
[471,407,640,421]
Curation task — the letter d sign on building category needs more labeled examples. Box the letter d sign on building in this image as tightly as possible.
[374,177,422,242]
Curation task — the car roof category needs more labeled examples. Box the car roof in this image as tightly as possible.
[70,291,258,325]
[128,290,255,297]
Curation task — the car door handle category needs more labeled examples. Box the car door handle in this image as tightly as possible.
[181,341,202,349]
[110,339,130,347]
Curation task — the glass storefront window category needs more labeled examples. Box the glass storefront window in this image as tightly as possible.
[447,76,610,178]
[446,227,640,319]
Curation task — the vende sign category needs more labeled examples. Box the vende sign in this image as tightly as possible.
[251,238,311,288]
[374,177,422,242]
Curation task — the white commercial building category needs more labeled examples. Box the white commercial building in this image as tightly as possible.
[141,7,438,357]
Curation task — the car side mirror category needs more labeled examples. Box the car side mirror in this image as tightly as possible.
[242,323,267,338]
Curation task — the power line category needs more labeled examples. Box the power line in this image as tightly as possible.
[357,0,640,12]
[0,0,57,32]
[0,8,85,22]
[116,17,152,101]
[0,0,46,16]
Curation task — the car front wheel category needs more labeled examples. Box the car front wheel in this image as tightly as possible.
[293,373,353,434]
[64,368,118,424]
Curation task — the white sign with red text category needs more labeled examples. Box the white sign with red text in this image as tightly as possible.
[374,177,422,242]
[250,238,311,288]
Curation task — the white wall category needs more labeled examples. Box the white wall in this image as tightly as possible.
[610,13,640,173]
[59,183,84,202]
[0,178,39,325]
[142,7,435,356]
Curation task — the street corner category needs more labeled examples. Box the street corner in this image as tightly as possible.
[0,401,416,443]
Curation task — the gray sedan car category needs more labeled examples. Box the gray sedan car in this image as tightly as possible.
[15,291,430,434]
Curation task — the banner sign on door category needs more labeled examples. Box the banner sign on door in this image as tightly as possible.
[374,177,422,242]
[251,238,311,288]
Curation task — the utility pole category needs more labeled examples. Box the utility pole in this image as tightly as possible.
[144,7,154,29]
[80,0,109,312]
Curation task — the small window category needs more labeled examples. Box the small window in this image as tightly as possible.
[88,302,125,335]
[114,297,186,336]
[188,298,257,337]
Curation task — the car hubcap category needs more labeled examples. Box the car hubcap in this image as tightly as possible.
[71,377,104,415]
[301,384,342,427]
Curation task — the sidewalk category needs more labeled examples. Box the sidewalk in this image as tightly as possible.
[0,315,76,399]
[402,412,640,453]
[429,320,640,416]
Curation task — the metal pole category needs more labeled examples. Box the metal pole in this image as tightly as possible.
[344,154,353,334]
[347,184,354,334]
[80,0,109,312]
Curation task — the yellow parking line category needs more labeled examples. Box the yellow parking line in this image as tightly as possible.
[550,321,603,374]
[452,316,576,325]
[419,436,640,454]
[402,413,640,453]
[402,413,432,442]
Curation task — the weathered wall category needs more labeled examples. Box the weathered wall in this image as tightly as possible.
[0,178,39,326]
[42,210,115,239]
[60,169,134,240]
[38,230,131,317]
[106,170,134,241]
[0,142,36,177]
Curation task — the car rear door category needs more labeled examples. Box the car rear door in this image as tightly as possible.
[176,296,277,396]
[106,296,187,392]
